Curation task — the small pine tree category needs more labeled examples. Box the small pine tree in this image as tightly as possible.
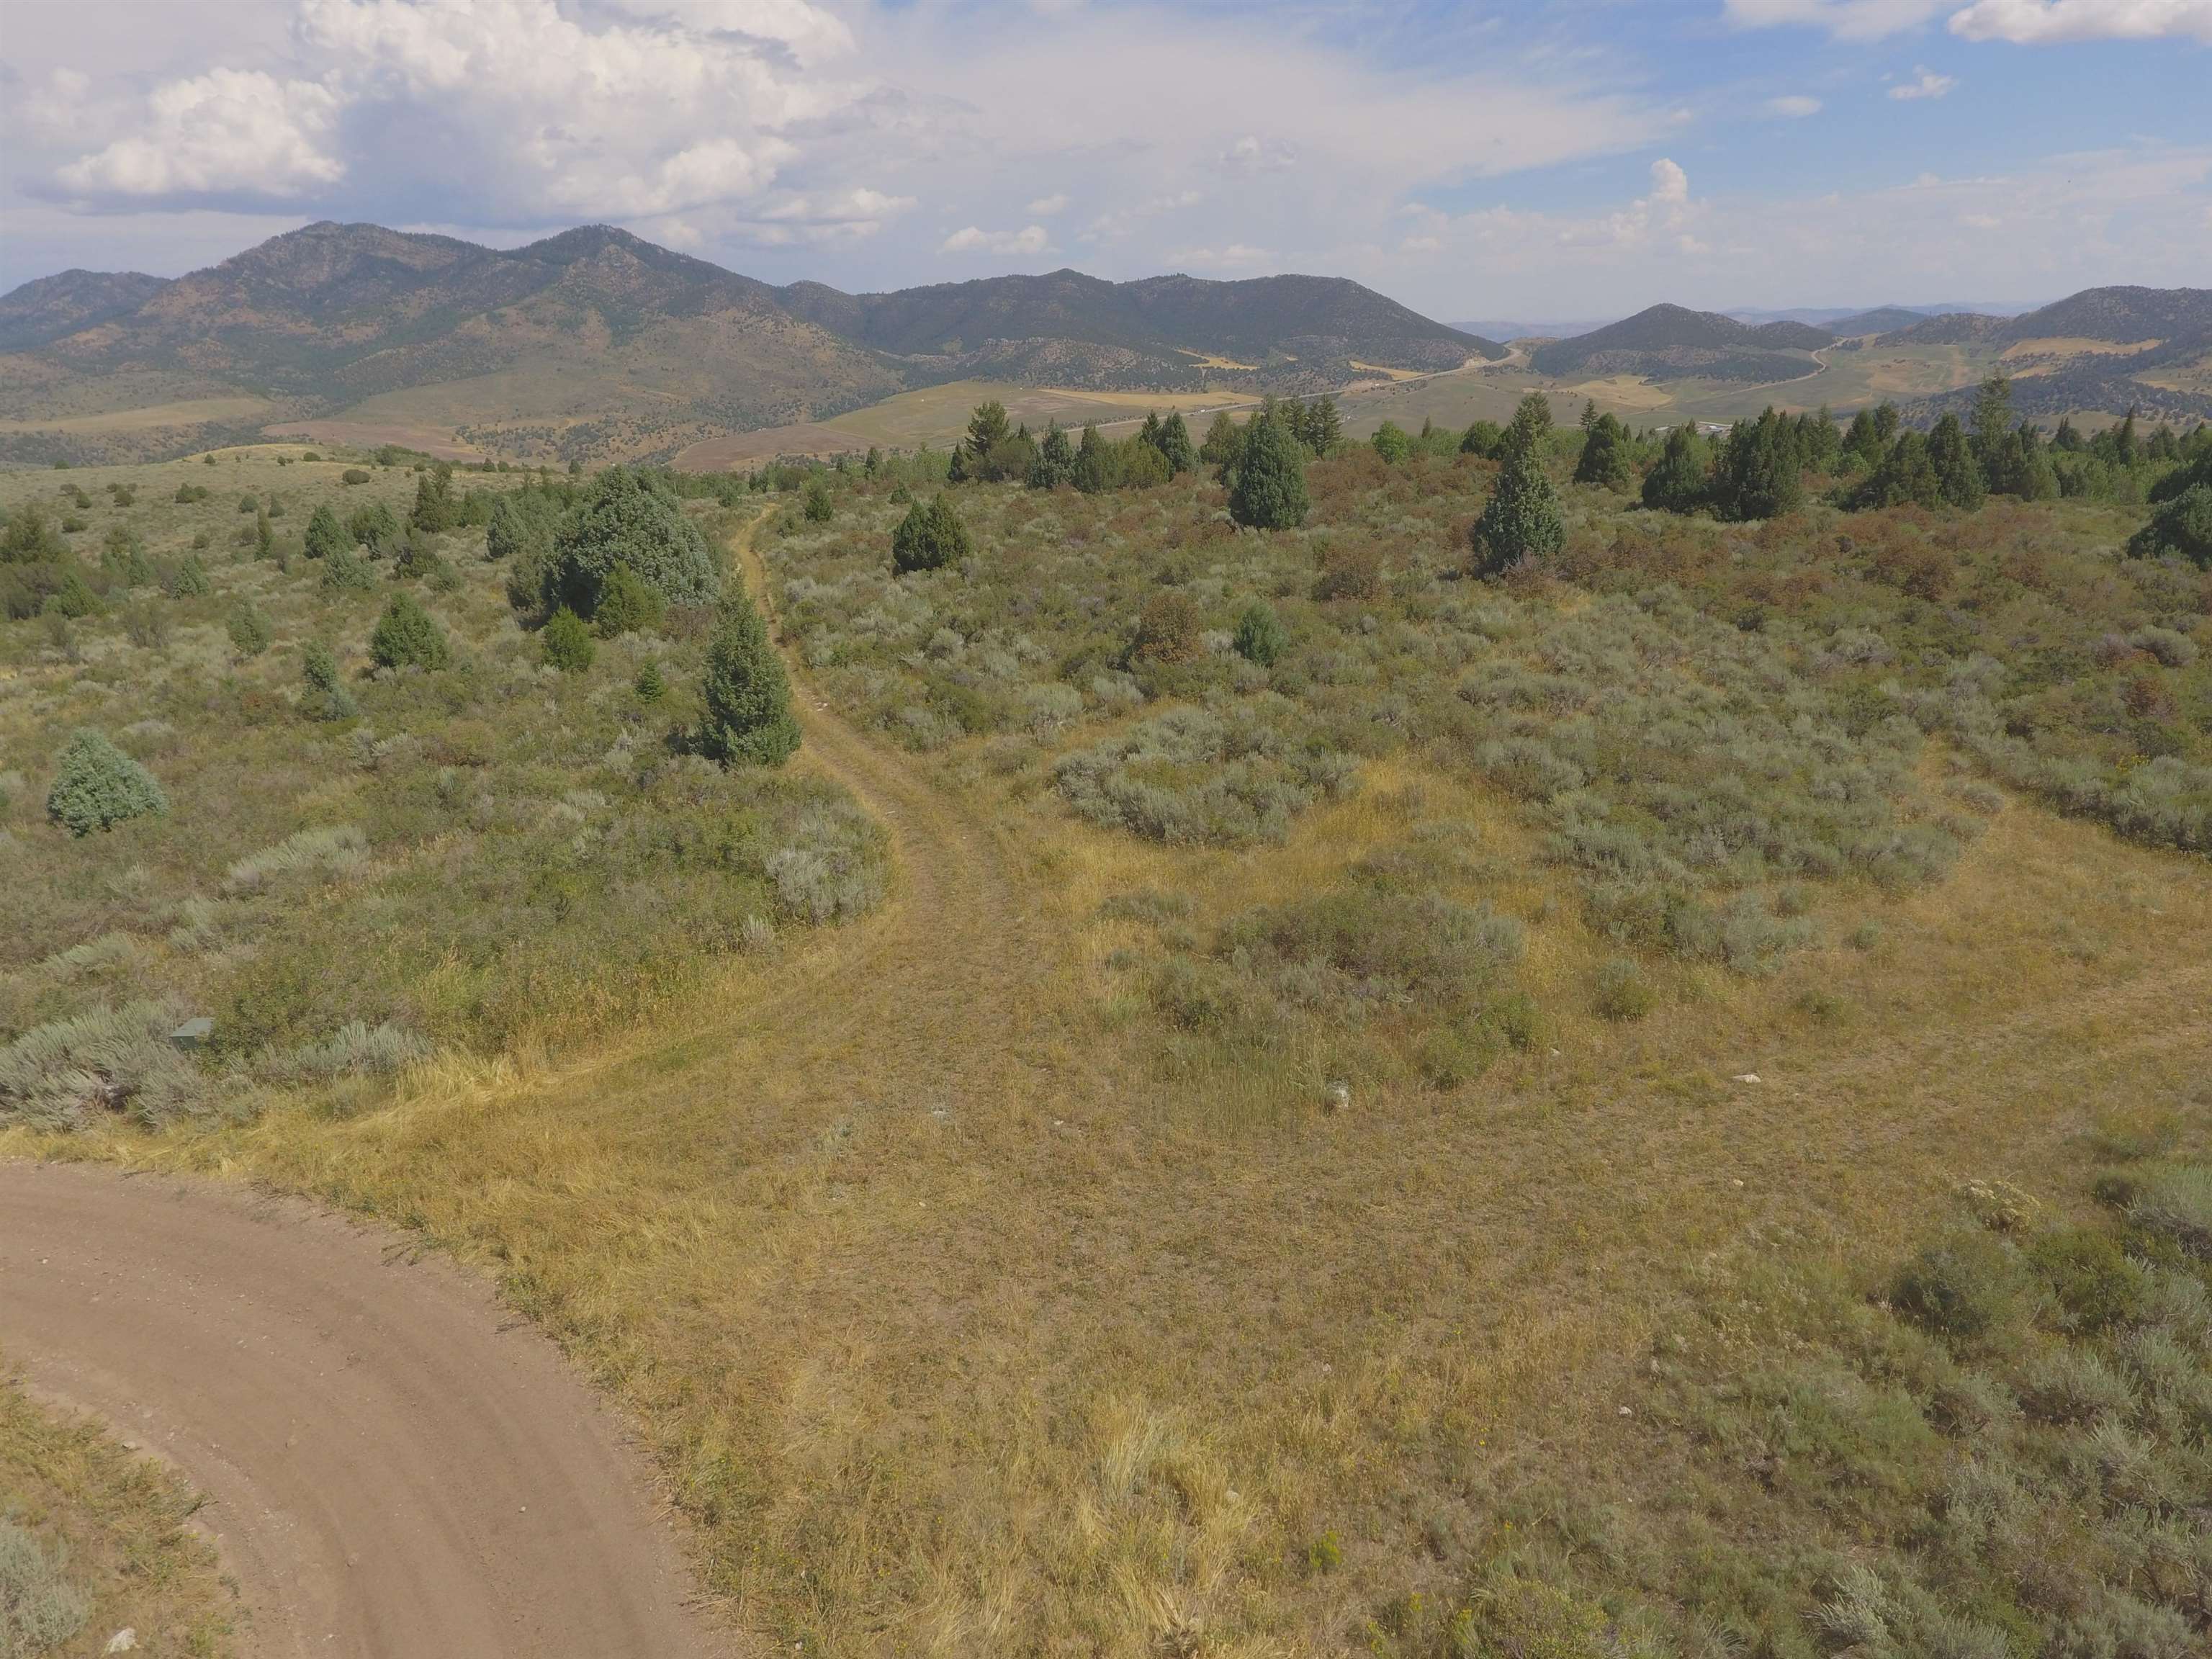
[227,598,274,658]
[303,503,347,561]
[803,480,834,522]
[2128,484,2212,567]
[255,505,274,559]
[1927,413,1986,510]
[1470,417,1564,575]
[1227,415,1309,531]
[1028,424,1076,490]
[300,639,358,719]
[541,606,595,673]
[699,593,799,766]
[1232,600,1288,667]
[320,544,375,593]
[1071,424,1114,494]
[1710,407,1805,522]
[368,590,450,670]
[1641,426,1700,514]
[1154,412,1198,475]
[1306,396,1343,455]
[1573,413,1635,490]
[45,728,168,837]
[634,660,666,703]
[1200,410,1244,475]
[891,495,971,573]
[1853,430,1944,510]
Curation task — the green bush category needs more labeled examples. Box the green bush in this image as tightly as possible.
[44,728,168,837]
[541,606,596,673]
[367,590,450,670]
[1227,415,1309,531]
[319,544,374,593]
[1891,1231,2022,1339]
[548,468,720,615]
[303,502,348,560]
[300,640,359,720]
[2124,1164,2212,1256]
[1233,601,1288,667]
[698,593,800,767]
[341,467,370,485]
[2028,1226,2148,1331]
[226,598,274,658]
[891,495,972,574]
[2126,483,2212,567]
[161,554,210,598]
[635,661,666,703]
[593,564,667,637]
[803,479,834,522]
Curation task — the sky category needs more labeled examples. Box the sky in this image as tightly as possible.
[1,0,2208,322]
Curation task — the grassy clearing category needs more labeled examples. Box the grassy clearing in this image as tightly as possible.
[1,1373,238,1657]
[6,441,2210,1653]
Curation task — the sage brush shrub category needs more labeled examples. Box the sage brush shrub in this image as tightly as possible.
[0,1000,207,1129]
[0,1521,89,1656]
[1053,703,1357,845]
[45,728,167,836]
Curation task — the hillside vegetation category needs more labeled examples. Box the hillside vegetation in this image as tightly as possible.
[4,388,2209,1655]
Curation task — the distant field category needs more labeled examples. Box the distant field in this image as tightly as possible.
[0,395,275,433]
[675,378,1257,468]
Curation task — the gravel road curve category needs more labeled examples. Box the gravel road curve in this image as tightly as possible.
[0,1160,729,1658]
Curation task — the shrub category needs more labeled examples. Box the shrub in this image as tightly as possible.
[1592,956,1655,1020]
[44,728,168,836]
[0,1000,206,1129]
[341,467,370,485]
[319,544,374,593]
[303,502,348,560]
[1892,1231,2022,1339]
[1313,542,1382,602]
[593,563,667,637]
[0,1520,89,1653]
[803,479,834,522]
[226,598,274,657]
[223,824,369,893]
[1233,601,1288,667]
[891,495,972,574]
[485,487,562,565]
[698,593,800,766]
[549,468,720,614]
[346,498,400,547]
[541,606,596,673]
[2126,1164,2212,1256]
[264,1020,428,1082]
[1471,403,1565,574]
[1131,590,1201,664]
[1227,415,1310,530]
[2028,1227,2148,1333]
[2126,484,2212,567]
[368,590,449,670]
[161,554,210,598]
[301,641,359,719]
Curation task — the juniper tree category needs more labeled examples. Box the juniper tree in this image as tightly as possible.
[1642,426,1711,514]
[1470,408,1564,574]
[1029,424,1075,490]
[891,495,971,573]
[303,503,347,561]
[699,592,800,766]
[1573,412,1635,490]
[1226,414,1309,530]
[368,590,450,670]
[1927,414,1986,510]
[45,728,167,837]
[1152,412,1197,475]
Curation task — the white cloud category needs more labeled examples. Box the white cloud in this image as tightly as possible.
[1164,243,1275,269]
[1891,67,1959,98]
[1649,158,1691,205]
[1948,0,2212,42]
[58,68,343,199]
[1026,193,1071,215]
[941,224,1051,255]
[1723,0,1951,40]
[1766,95,1824,117]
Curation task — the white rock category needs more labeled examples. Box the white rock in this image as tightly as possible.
[1322,1080,1351,1114]
[1732,1073,1762,1084]
[105,1633,139,1655]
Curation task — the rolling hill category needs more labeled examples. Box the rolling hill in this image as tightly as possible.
[1527,302,1831,383]
[0,224,1495,467]
[1894,285,2212,426]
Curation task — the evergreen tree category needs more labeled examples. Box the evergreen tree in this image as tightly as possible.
[1029,424,1076,490]
[1460,420,1504,459]
[1573,412,1635,490]
[1641,426,1711,514]
[1226,415,1309,531]
[1306,396,1342,454]
[1470,413,1564,575]
[541,606,595,672]
[1232,600,1288,666]
[45,728,167,837]
[698,592,800,766]
[1799,405,1842,471]
[1853,430,1944,510]
[1200,410,1244,475]
[1154,412,1197,475]
[369,590,451,670]
[548,467,720,616]
[2053,417,2085,453]
[410,467,462,533]
[1970,376,2016,464]
[303,503,347,562]
[2127,484,2212,567]
[1926,413,1986,510]
[1710,408,1805,522]
[1071,424,1115,494]
[891,495,971,573]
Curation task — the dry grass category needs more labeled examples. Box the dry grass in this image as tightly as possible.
[0,1372,240,1656]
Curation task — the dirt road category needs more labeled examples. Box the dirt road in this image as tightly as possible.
[0,1161,727,1658]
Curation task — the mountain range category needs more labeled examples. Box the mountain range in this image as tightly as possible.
[0,222,1499,467]
[1527,303,1833,383]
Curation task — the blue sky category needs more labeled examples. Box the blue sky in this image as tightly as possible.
[1,0,2206,319]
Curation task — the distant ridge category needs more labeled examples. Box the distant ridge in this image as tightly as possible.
[1529,302,1830,383]
[1897,285,2212,426]
[0,222,1493,466]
